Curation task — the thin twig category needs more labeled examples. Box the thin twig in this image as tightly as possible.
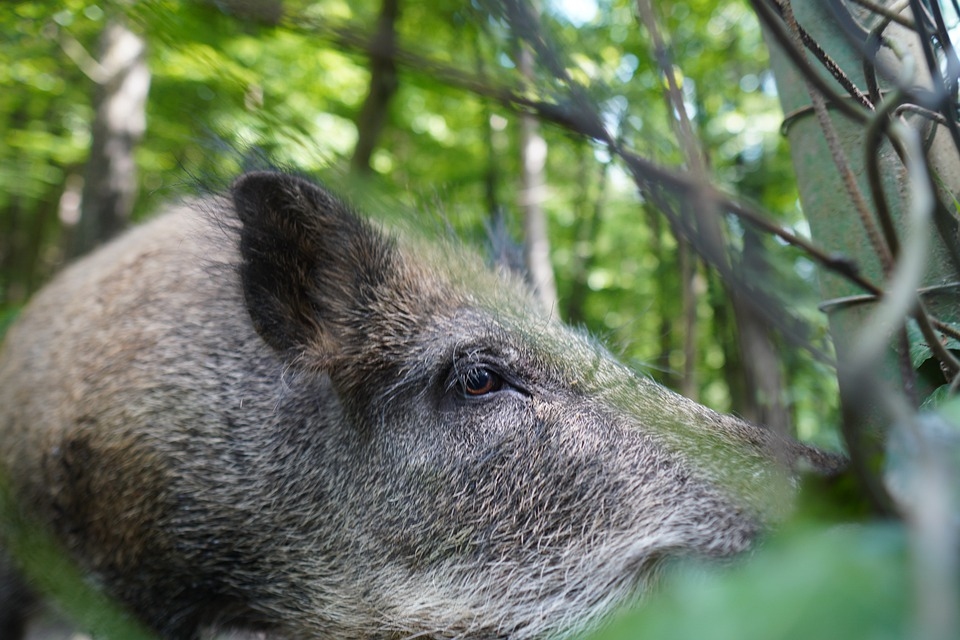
[914,299,960,380]
[847,0,915,28]
[751,0,872,121]
[864,91,908,258]
[770,0,876,110]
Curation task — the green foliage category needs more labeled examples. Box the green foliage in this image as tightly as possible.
[0,305,19,340]
[584,524,909,640]
[0,0,837,438]
[907,319,960,412]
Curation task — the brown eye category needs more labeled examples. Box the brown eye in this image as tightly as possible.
[461,367,503,396]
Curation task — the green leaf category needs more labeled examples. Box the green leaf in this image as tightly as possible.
[907,318,960,369]
[936,391,960,427]
[920,384,952,412]
[583,525,908,640]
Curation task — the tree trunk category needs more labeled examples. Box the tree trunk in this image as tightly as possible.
[68,19,149,259]
[565,146,609,326]
[678,241,699,401]
[517,40,558,316]
[351,0,401,174]
[758,0,960,500]
[733,229,787,432]
[761,3,960,635]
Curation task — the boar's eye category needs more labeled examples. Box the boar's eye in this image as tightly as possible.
[460,367,504,397]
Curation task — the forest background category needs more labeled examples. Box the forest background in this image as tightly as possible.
[0,0,841,442]
[2,0,954,638]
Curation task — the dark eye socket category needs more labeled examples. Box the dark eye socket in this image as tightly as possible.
[459,366,504,397]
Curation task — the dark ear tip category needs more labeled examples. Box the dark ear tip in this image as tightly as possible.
[231,171,293,220]
[231,171,335,226]
[232,172,276,223]
[231,170,286,193]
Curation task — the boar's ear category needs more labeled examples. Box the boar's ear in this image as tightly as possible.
[231,171,396,360]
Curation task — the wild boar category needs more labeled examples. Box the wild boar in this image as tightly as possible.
[0,171,841,639]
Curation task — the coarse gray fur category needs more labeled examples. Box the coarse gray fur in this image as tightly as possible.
[0,172,843,639]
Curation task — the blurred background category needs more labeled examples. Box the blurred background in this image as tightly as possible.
[0,0,840,447]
